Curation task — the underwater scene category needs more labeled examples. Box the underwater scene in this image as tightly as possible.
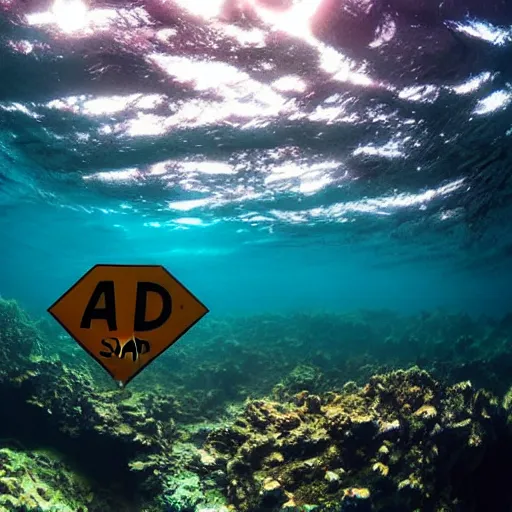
[1,0,512,510]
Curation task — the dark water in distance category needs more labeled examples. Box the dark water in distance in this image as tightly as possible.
[1,0,512,318]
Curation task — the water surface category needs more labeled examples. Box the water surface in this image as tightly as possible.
[1,0,511,317]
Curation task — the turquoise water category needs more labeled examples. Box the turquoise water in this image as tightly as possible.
[1,0,512,320]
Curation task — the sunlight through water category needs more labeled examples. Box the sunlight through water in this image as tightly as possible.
[0,0,511,276]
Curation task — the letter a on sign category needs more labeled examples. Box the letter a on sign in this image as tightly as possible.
[48,265,209,386]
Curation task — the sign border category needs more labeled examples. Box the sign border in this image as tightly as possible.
[47,264,209,386]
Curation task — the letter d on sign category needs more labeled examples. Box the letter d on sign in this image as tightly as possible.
[134,281,172,331]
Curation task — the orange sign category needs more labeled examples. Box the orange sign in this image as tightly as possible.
[48,264,208,386]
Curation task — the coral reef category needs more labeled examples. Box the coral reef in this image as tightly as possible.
[0,356,182,510]
[0,298,43,372]
[201,367,512,511]
[27,303,512,424]
[2,297,512,510]
[134,309,512,415]
[0,446,118,511]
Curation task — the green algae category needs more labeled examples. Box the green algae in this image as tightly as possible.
[0,447,94,511]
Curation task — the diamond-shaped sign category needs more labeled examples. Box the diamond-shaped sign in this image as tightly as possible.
[48,264,208,386]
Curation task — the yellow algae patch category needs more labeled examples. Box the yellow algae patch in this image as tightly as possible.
[414,405,437,419]
[116,423,133,436]
[343,487,370,499]
[372,462,389,476]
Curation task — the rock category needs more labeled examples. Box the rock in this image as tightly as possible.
[263,451,285,467]
[325,470,340,483]
[305,395,322,414]
[413,405,437,419]
[260,478,287,507]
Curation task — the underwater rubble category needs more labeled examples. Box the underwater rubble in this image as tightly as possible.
[2,297,512,510]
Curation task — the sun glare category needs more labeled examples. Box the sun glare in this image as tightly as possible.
[26,0,88,32]
[52,0,88,32]
[173,0,226,19]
